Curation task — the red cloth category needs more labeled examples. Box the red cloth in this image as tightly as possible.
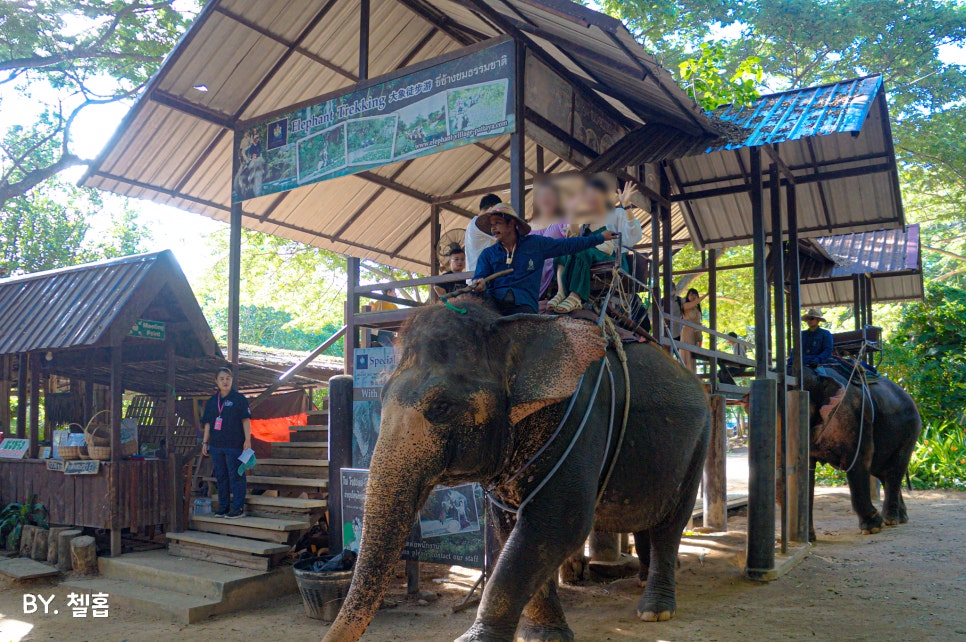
[251,413,306,443]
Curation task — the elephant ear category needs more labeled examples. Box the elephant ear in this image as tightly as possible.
[493,314,607,425]
[817,375,847,424]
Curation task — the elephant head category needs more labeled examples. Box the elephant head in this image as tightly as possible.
[323,298,606,642]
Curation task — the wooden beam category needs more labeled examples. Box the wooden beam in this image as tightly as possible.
[227,200,242,375]
[151,90,235,129]
[805,138,833,232]
[16,353,27,439]
[510,39,526,216]
[28,353,39,458]
[763,144,796,185]
[110,345,123,557]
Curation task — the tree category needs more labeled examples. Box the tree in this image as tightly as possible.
[0,1,192,209]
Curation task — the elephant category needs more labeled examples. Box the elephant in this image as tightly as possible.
[324,299,710,642]
[802,366,921,539]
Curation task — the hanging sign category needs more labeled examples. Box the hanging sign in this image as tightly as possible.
[129,319,166,341]
[232,37,516,202]
[64,460,100,475]
[341,468,485,569]
[0,438,30,459]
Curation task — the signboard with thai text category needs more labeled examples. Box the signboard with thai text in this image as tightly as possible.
[0,438,30,459]
[232,38,515,201]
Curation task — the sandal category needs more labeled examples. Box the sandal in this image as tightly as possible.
[554,293,583,314]
[547,291,565,310]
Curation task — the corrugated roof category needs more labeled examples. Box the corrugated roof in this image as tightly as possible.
[666,76,905,250]
[80,0,718,273]
[796,224,923,306]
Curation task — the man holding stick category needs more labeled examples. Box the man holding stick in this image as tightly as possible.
[471,203,617,315]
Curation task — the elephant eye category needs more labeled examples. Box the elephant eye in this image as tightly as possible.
[425,398,456,423]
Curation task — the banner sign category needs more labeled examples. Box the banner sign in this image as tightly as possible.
[341,468,485,569]
[352,347,397,468]
[129,319,165,341]
[232,38,516,202]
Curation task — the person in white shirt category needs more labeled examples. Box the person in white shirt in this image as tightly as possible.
[550,174,642,313]
[464,193,501,274]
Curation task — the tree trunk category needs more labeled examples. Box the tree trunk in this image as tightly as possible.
[57,529,82,572]
[70,535,97,575]
[47,527,68,565]
[31,528,48,561]
[19,525,37,557]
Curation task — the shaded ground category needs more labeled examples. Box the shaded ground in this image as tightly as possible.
[1,488,964,641]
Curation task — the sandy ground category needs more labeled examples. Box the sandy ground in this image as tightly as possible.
[1,487,965,642]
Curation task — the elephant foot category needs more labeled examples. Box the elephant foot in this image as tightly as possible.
[637,594,676,622]
[516,623,574,642]
[456,623,513,642]
[882,511,901,526]
[808,528,817,543]
[859,511,883,535]
[637,608,675,622]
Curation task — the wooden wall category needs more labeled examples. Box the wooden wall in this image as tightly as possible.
[0,459,169,530]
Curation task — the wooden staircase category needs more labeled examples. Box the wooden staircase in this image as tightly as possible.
[167,407,329,570]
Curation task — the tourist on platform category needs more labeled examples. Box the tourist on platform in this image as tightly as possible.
[528,178,568,300]
[202,367,252,519]
[434,244,467,296]
[465,194,501,273]
[679,287,708,373]
[550,175,642,313]
[472,203,617,315]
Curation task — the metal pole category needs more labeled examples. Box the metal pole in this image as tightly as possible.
[345,257,360,374]
[865,276,873,326]
[327,375,354,554]
[770,163,788,555]
[228,203,242,375]
[430,204,441,277]
[660,164,673,319]
[359,0,370,81]
[16,353,27,438]
[853,275,862,331]
[750,148,768,377]
[650,197,661,337]
[509,40,526,216]
[110,345,123,557]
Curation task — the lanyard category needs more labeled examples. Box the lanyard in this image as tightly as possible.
[216,394,226,416]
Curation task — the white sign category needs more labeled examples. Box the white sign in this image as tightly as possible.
[0,438,30,459]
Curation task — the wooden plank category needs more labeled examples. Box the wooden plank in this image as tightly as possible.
[0,557,60,579]
[188,518,302,544]
[191,514,309,531]
[270,443,327,459]
[244,496,327,509]
[201,475,328,489]
[165,531,290,555]
[167,542,270,571]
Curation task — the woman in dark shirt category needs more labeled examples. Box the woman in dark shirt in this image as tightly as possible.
[201,367,252,518]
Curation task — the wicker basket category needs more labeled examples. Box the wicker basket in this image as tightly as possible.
[83,410,112,447]
[86,444,112,461]
[59,444,86,460]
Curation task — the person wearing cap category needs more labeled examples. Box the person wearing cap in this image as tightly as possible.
[464,194,501,273]
[434,243,466,296]
[801,308,834,367]
[471,203,617,315]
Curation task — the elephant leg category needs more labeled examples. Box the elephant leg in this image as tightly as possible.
[518,580,573,642]
[845,464,882,535]
[881,471,905,526]
[633,529,651,588]
[637,443,704,622]
[808,460,817,542]
[456,477,596,642]
[898,490,909,523]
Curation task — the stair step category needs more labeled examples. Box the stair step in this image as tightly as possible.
[190,514,309,544]
[290,425,328,442]
[290,424,328,432]
[211,495,326,521]
[255,458,328,479]
[306,409,328,425]
[62,577,220,624]
[245,495,327,509]
[167,531,291,555]
[202,475,328,489]
[271,441,327,459]
[97,549,263,597]
[255,458,327,467]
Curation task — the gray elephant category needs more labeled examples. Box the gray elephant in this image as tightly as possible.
[803,366,921,538]
[324,299,710,642]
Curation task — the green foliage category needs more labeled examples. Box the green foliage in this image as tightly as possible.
[908,422,966,490]
[679,42,763,111]
[0,494,48,551]
[206,303,345,357]
[881,284,966,425]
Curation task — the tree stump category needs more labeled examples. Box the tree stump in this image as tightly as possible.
[70,536,97,575]
[19,525,37,557]
[57,529,82,572]
[47,527,68,565]
[31,528,49,561]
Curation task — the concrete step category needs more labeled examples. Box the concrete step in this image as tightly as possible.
[167,531,292,571]
[271,441,327,459]
[254,458,328,478]
[290,425,328,442]
[68,550,297,624]
[190,514,310,544]
[166,531,290,555]
[62,577,221,624]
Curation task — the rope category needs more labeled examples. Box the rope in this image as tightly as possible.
[597,317,631,503]
[812,344,872,474]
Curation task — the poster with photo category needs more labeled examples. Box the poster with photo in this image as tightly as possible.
[352,347,397,468]
[341,468,485,569]
[232,37,515,202]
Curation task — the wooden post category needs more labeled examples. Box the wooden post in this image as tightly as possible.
[430,204,441,278]
[786,183,802,389]
[57,529,82,571]
[228,201,242,376]
[110,345,123,557]
[649,196,661,337]
[708,249,718,391]
[16,353,27,438]
[535,145,544,175]
[660,165,673,319]
[359,0,370,80]
[746,378,777,578]
[168,453,185,533]
[750,148,768,377]
[31,528,49,561]
[0,356,10,436]
[47,526,68,565]
[327,375,353,553]
[770,163,788,554]
[70,536,98,575]
[28,353,40,458]
[165,337,176,452]
[344,257,360,374]
[406,559,420,594]
[703,394,728,531]
[787,389,810,542]
[589,531,621,562]
[509,39,526,217]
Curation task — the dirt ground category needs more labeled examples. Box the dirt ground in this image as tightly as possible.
[2,487,965,642]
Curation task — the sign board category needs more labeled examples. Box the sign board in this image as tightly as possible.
[64,433,86,448]
[0,438,30,459]
[39,447,51,459]
[352,347,397,468]
[121,417,138,451]
[232,38,516,202]
[46,459,65,472]
[129,319,166,341]
[64,460,100,475]
[341,468,485,569]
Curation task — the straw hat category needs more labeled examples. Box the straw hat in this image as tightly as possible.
[802,308,827,323]
[475,203,532,236]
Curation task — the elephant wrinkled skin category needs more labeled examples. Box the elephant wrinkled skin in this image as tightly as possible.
[323,299,710,642]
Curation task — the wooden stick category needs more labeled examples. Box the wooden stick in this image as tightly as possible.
[445,269,514,298]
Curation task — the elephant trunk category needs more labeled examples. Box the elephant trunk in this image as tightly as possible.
[323,403,440,642]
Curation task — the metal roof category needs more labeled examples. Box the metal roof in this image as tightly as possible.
[667,76,905,250]
[80,0,718,273]
[0,251,217,356]
[796,224,923,307]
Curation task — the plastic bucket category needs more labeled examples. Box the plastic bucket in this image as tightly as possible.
[293,556,354,622]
